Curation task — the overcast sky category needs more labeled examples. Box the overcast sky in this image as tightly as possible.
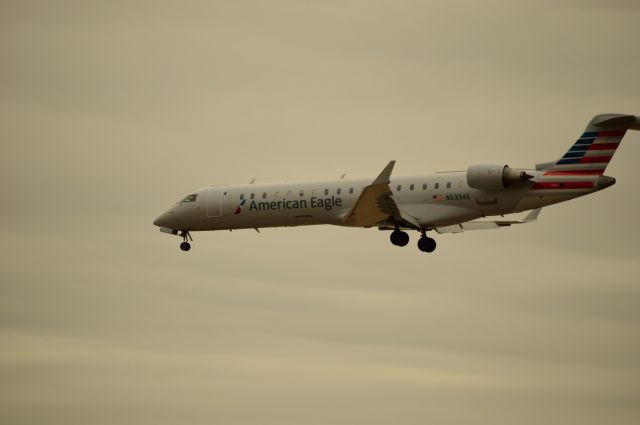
[1,1,640,424]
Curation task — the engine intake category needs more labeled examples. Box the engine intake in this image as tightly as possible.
[467,164,532,190]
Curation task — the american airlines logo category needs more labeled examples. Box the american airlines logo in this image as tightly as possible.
[234,198,247,215]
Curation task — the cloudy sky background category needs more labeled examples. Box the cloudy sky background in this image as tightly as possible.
[2,1,640,424]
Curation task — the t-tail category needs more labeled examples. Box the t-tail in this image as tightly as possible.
[537,114,640,176]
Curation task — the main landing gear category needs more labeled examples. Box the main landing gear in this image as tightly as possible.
[390,229,410,246]
[179,231,193,251]
[390,228,437,253]
[417,232,436,253]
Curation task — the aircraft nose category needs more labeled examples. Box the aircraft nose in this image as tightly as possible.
[153,210,175,227]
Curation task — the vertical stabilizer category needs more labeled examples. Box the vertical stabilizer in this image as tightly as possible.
[544,114,640,175]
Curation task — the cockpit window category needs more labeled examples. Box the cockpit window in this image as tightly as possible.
[180,194,198,203]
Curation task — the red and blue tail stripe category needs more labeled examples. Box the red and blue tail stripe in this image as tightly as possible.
[545,130,626,175]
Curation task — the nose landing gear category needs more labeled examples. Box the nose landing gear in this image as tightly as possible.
[179,231,193,251]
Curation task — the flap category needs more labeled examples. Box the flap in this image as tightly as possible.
[435,208,541,234]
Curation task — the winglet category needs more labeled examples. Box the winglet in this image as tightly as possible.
[372,160,395,186]
[522,208,541,222]
[342,160,417,228]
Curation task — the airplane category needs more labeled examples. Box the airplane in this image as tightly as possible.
[153,113,639,252]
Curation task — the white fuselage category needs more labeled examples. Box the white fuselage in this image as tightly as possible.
[153,170,610,232]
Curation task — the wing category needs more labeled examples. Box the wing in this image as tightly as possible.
[435,208,542,234]
[342,161,420,229]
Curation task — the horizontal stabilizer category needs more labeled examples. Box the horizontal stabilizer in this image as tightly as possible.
[592,114,640,129]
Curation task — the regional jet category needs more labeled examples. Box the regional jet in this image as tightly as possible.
[153,113,639,252]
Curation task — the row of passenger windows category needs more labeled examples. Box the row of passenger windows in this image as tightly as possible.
[235,187,356,200]
[397,181,461,191]
[228,180,463,200]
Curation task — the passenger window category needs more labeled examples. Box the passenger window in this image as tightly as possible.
[250,193,255,199]
[349,187,353,194]
[299,190,304,197]
[324,189,329,196]
[337,188,342,195]
[435,183,440,189]
[410,184,414,191]
[262,192,267,199]
[275,191,281,199]
[423,183,427,190]
[240,193,245,200]
[397,185,402,191]
[446,182,451,189]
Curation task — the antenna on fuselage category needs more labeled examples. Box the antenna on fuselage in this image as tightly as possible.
[340,173,346,179]
[250,178,256,184]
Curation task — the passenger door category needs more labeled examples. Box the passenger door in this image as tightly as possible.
[206,189,222,217]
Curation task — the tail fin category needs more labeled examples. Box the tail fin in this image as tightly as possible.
[540,114,640,176]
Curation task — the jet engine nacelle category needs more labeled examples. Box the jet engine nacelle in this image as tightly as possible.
[466,164,532,190]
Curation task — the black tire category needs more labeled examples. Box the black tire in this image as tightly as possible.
[390,230,410,247]
[417,236,436,253]
[180,242,191,251]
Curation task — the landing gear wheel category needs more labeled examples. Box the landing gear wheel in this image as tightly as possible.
[417,236,436,253]
[390,230,410,247]
[179,230,193,251]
